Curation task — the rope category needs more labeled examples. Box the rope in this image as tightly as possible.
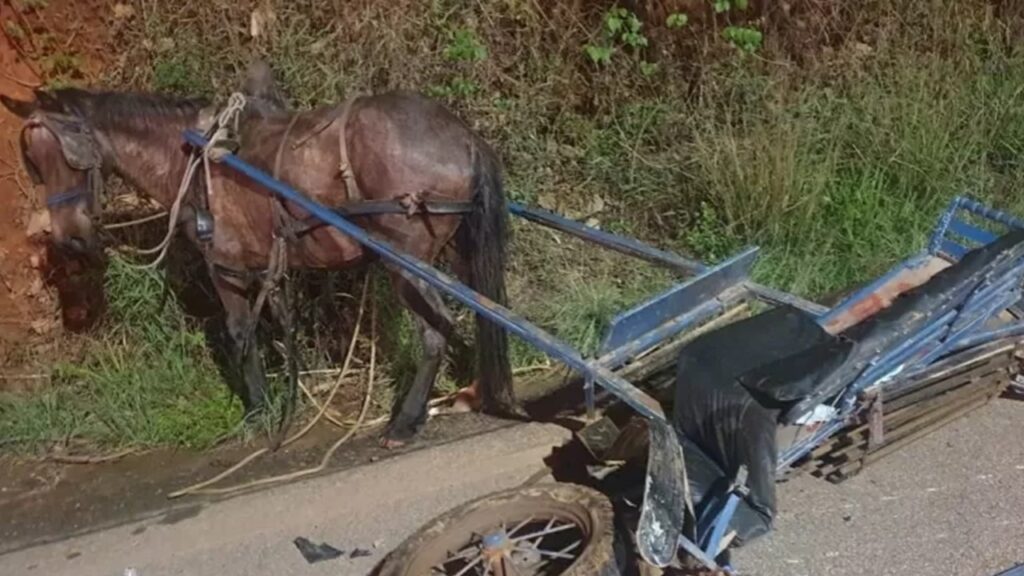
[102,210,170,230]
[167,273,371,499]
[179,297,378,497]
[117,154,201,269]
[119,93,248,269]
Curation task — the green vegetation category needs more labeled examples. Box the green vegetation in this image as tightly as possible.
[0,258,240,450]
[8,0,1024,450]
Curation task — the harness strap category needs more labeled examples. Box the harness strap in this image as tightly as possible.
[270,112,305,243]
[336,97,362,202]
[289,199,475,238]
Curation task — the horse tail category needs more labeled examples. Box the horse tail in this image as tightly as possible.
[462,142,516,414]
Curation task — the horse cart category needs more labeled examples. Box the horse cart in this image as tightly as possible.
[181,128,1024,574]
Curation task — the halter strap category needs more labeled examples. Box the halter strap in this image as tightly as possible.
[46,184,90,208]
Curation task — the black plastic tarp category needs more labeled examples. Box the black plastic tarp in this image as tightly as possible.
[672,304,832,544]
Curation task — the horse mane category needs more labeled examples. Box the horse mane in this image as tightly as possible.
[42,88,209,131]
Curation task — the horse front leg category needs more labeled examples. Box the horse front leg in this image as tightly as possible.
[211,269,268,415]
[382,267,454,448]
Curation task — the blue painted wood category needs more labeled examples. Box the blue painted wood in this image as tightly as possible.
[599,247,759,355]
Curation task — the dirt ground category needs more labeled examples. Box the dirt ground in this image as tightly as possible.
[0,0,111,383]
[0,1,53,373]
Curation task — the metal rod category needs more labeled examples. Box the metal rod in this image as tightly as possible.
[508,203,828,315]
[184,130,665,421]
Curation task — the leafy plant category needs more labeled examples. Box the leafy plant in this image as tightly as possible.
[585,44,614,65]
[683,202,742,263]
[723,26,763,53]
[444,27,487,62]
[427,76,479,99]
[584,6,649,72]
[712,0,749,13]
[666,13,689,29]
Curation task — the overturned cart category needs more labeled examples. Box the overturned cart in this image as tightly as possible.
[375,195,1024,575]
[181,130,1024,574]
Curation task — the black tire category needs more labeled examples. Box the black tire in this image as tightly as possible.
[377,483,623,576]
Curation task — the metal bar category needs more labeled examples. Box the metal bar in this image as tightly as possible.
[599,248,757,355]
[947,322,1024,354]
[597,298,724,371]
[939,239,968,261]
[993,564,1024,576]
[702,493,741,558]
[508,202,706,273]
[948,218,997,246]
[927,196,960,255]
[508,203,829,316]
[929,195,1024,256]
[956,196,1024,231]
[184,130,666,421]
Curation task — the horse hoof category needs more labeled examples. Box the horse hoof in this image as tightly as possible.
[380,436,407,450]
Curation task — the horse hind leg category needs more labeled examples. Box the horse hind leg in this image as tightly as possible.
[381,266,454,448]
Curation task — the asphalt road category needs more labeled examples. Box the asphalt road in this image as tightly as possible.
[737,398,1024,576]
[0,422,570,576]
[2,400,1023,576]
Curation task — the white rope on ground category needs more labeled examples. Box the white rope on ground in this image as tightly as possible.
[167,274,371,499]
[170,282,379,498]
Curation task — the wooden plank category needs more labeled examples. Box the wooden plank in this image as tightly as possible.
[813,362,1008,449]
[835,392,995,479]
[882,341,1015,401]
[885,363,1003,413]
[825,375,1009,481]
[877,375,1003,447]
[884,369,1007,432]
[807,364,1013,479]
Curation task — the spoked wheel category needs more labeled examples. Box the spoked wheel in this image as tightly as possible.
[377,483,622,576]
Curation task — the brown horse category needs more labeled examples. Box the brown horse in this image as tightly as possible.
[1,63,517,446]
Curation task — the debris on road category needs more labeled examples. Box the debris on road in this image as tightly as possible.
[293,537,344,564]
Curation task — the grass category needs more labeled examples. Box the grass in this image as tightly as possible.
[0,257,241,451]
[10,0,1024,450]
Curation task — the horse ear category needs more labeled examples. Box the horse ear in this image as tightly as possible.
[0,94,38,118]
[243,58,287,110]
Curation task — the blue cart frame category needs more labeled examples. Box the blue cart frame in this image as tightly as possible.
[183,130,1024,573]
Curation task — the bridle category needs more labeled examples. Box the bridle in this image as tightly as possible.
[45,183,93,208]
[20,112,105,214]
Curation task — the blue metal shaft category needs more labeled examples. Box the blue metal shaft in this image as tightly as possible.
[509,203,829,315]
[184,130,665,420]
[509,202,706,273]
